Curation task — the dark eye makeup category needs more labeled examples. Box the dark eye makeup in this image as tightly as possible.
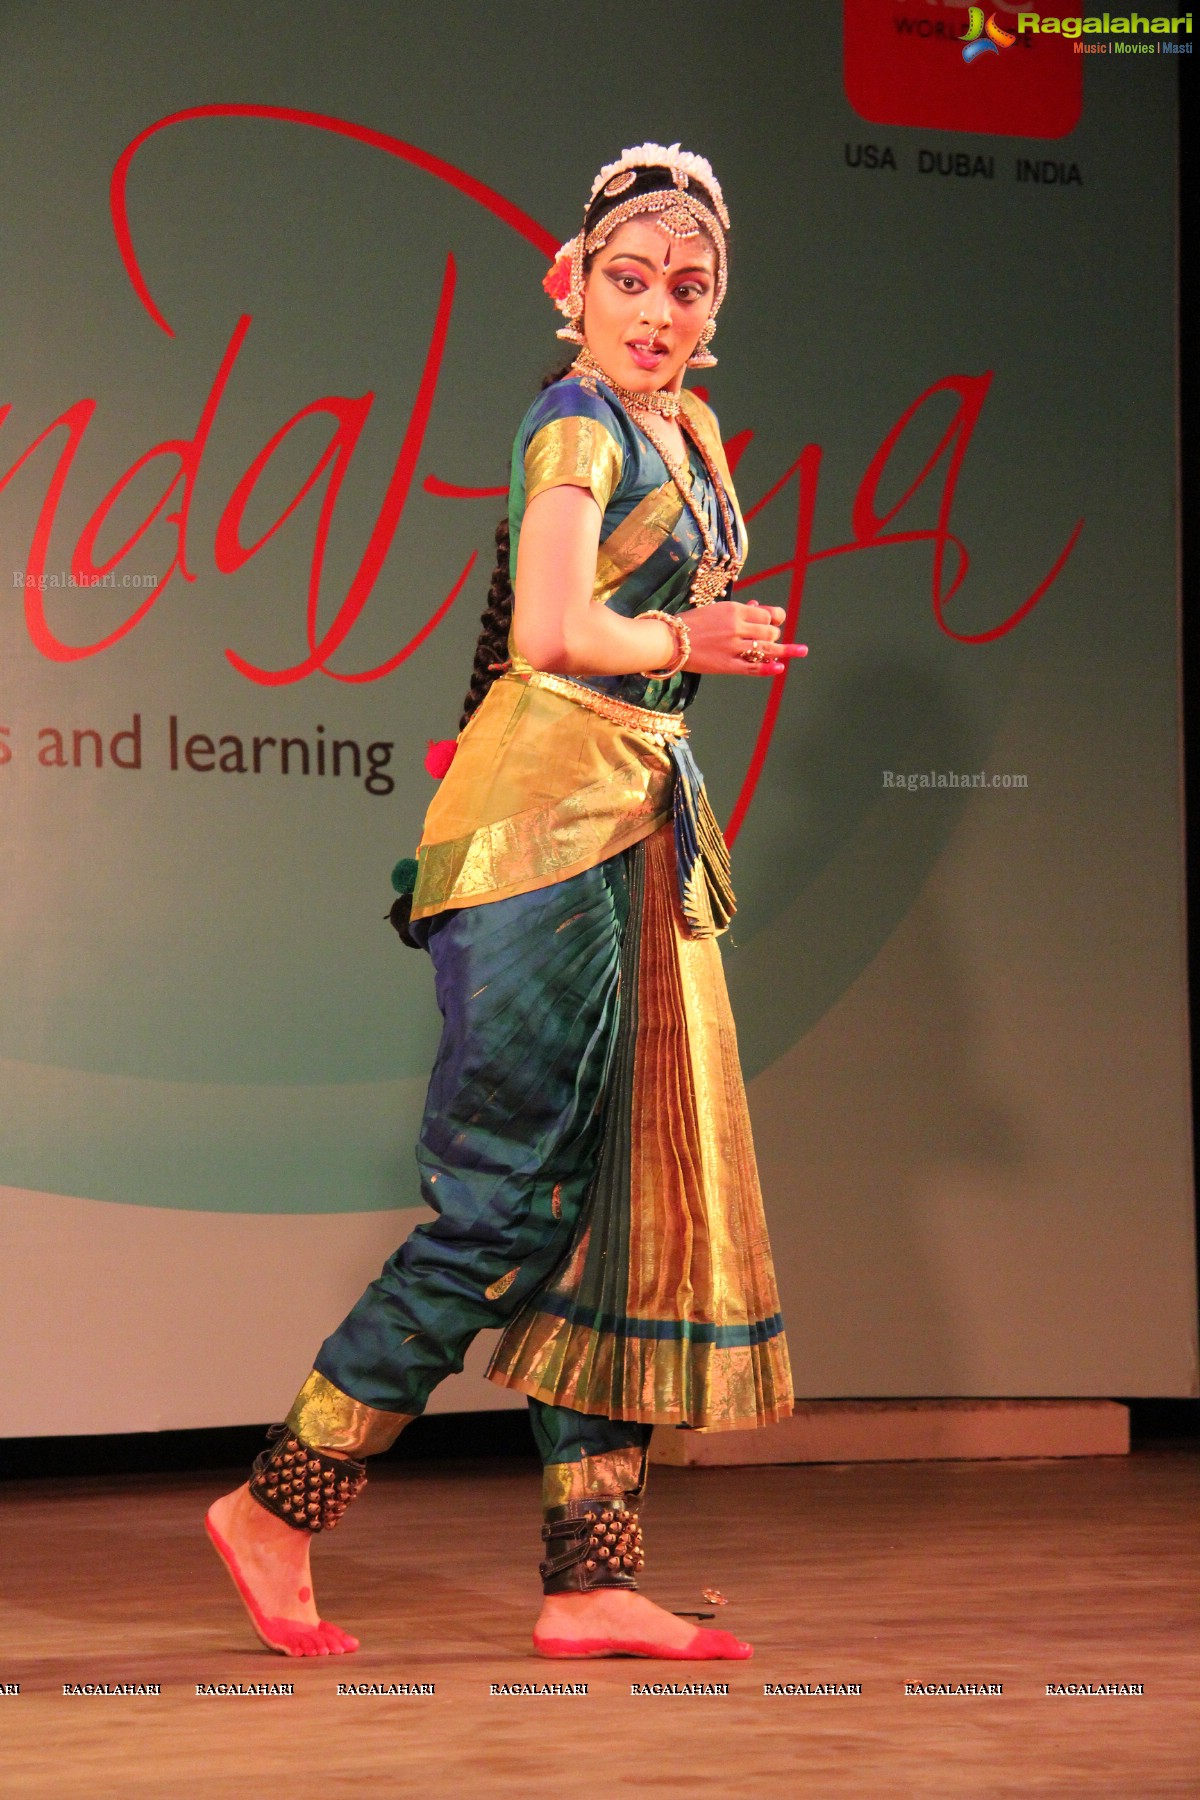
[605,265,711,302]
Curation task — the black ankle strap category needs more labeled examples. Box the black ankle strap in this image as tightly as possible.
[248,1425,367,1533]
[540,1498,645,1594]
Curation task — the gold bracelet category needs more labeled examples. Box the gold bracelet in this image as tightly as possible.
[638,609,692,679]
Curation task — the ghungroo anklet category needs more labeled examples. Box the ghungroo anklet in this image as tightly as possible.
[248,1424,367,1532]
[540,1497,646,1594]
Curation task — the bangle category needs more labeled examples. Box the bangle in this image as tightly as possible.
[638,610,692,679]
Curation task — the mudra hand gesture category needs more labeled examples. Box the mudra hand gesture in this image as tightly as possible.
[683,599,807,677]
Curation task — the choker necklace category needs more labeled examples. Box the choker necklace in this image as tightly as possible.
[570,348,682,419]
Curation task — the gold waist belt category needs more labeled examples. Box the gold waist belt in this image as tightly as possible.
[509,669,689,746]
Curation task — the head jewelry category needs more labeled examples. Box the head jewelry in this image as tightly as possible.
[542,142,729,366]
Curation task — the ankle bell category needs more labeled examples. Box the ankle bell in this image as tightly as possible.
[539,1496,646,1595]
[248,1424,367,1533]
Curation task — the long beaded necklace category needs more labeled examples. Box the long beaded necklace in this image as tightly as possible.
[571,350,744,606]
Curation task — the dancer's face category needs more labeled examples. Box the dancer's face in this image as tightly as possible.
[583,219,717,397]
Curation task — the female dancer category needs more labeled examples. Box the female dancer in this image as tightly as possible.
[207,142,803,1663]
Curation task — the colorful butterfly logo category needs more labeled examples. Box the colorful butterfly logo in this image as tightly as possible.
[959,6,1017,60]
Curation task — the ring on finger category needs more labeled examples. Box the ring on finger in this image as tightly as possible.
[740,640,769,664]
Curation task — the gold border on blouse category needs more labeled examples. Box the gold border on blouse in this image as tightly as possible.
[524,416,624,513]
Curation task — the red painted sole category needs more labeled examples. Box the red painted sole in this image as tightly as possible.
[533,1629,753,1661]
[204,1513,358,1658]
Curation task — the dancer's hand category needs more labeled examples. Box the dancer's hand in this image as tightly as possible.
[684,601,807,677]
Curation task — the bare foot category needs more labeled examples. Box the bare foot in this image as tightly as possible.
[206,1483,359,1657]
[533,1588,752,1661]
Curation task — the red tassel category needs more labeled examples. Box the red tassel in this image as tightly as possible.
[424,738,458,779]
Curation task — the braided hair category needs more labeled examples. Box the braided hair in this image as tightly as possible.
[459,363,574,730]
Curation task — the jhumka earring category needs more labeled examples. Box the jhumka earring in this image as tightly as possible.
[686,317,718,369]
[556,304,584,346]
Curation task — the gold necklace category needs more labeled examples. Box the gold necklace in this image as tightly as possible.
[624,406,743,607]
[570,348,682,419]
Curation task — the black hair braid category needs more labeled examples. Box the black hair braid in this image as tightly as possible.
[458,515,514,731]
[458,362,576,730]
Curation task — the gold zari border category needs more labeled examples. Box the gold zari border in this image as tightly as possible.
[490,1312,794,1432]
[410,672,678,919]
[592,480,687,607]
[678,391,748,561]
[541,1447,647,1511]
[285,1369,414,1458]
[525,416,623,513]
[413,760,668,916]
[487,827,794,1431]
[516,670,689,742]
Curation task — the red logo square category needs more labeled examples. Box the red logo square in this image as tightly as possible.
[843,0,1083,138]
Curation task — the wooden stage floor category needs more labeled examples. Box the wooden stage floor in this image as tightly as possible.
[2,1446,1197,1798]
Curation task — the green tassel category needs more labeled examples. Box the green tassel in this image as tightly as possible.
[390,856,419,896]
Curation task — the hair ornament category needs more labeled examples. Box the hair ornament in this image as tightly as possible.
[588,143,730,230]
[603,170,636,197]
[547,230,587,342]
[542,239,577,304]
[582,185,729,320]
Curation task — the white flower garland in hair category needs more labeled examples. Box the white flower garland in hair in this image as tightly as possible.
[588,142,729,227]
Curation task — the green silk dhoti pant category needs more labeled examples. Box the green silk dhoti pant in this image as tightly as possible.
[281,825,789,1508]
[287,847,650,1500]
